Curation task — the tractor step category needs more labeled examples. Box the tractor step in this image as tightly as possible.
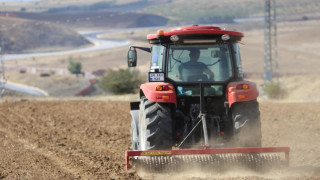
[125,147,290,171]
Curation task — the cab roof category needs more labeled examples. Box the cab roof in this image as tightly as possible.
[147,26,244,40]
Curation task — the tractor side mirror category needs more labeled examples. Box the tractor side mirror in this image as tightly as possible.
[127,49,137,67]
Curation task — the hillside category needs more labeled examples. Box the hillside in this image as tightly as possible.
[1,0,319,25]
[4,19,320,98]
[0,17,91,54]
[11,11,168,29]
[142,0,320,24]
[0,0,168,12]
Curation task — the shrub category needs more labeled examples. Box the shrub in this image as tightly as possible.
[264,82,287,99]
[19,69,26,74]
[67,58,82,75]
[99,68,143,94]
[40,73,50,77]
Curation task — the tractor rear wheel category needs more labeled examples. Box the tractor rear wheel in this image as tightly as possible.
[139,97,173,150]
[232,100,262,147]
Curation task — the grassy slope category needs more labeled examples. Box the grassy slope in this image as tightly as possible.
[0,0,115,12]
[143,0,262,24]
[2,0,320,23]
[142,0,320,24]
[0,17,91,54]
[240,20,320,75]
[0,0,156,12]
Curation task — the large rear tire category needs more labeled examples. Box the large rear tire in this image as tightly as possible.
[232,100,262,147]
[139,97,173,150]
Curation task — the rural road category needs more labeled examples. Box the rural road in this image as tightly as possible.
[5,81,49,96]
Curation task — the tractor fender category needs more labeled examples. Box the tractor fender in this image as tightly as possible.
[226,80,259,108]
[130,102,140,144]
[140,82,177,104]
[130,110,139,134]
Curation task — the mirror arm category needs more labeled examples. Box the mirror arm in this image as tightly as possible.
[130,46,151,53]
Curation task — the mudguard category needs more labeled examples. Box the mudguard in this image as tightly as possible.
[130,109,139,135]
[140,82,177,104]
[130,102,140,149]
[130,102,140,130]
[226,80,259,108]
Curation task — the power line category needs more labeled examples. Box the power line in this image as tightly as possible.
[264,0,279,86]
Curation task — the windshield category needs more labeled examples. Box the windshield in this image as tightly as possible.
[167,44,233,83]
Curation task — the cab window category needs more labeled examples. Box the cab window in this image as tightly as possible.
[150,45,164,72]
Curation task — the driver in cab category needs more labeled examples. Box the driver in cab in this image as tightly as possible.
[178,48,214,82]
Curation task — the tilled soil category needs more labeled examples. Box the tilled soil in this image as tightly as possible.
[0,100,319,179]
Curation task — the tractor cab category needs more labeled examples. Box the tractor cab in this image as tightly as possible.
[128,26,245,98]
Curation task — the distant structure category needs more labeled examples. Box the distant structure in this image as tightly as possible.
[0,12,17,18]
[264,0,279,86]
[0,47,6,98]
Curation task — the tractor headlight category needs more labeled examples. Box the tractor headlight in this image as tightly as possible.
[221,34,230,41]
[170,35,179,42]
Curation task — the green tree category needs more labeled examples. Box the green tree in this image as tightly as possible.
[99,68,143,94]
[67,58,82,75]
[264,82,287,99]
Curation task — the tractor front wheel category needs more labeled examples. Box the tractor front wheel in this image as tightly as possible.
[139,97,173,150]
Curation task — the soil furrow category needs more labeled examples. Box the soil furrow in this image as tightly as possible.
[0,100,319,179]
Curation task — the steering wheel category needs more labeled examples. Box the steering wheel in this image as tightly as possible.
[187,74,209,82]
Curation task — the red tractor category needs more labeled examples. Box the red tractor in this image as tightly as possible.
[126,26,289,171]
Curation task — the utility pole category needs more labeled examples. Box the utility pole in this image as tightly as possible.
[264,0,279,87]
[0,47,6,98]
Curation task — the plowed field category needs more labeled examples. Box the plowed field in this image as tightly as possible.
[0,100,320,179]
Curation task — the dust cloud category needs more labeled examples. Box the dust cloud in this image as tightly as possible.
[138,166,319,180]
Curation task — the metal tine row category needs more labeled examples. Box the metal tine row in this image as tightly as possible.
[135,154,282,172]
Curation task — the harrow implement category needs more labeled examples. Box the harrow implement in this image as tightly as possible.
[126,147,290,172]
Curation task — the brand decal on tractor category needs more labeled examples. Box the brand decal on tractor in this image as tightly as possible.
[141,151,172,156]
